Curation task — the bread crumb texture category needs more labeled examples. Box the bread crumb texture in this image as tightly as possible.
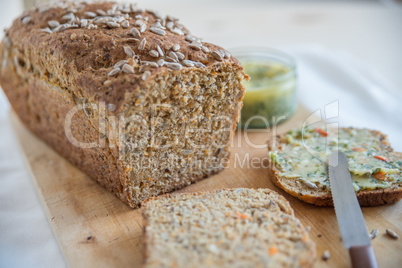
[142,188,316,268]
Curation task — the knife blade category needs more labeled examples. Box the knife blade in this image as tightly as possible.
[328,151,378,268]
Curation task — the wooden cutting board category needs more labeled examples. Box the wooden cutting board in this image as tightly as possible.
[11,107,402,268]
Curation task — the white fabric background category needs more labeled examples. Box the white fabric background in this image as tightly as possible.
[286,45,402,151]
[0,1,401,268]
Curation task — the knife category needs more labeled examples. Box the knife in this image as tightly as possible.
[328,151,378,268]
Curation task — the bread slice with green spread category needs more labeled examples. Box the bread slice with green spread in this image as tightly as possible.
[142,188,316,268]
[268,127,402,206]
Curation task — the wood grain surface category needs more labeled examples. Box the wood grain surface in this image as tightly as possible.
[10,106,402,268]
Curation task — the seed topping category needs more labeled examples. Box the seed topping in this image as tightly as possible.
[149,50,159,58]
[106,21,120,28]
[181,60,195,67]
[123,46,135,57]
[150,27,166,36]
[84,11,97,18]
[108,68,121,76]
[114,60,128,69]
[122,64,135,74]
[121,20,129,28]
[166,62,182,71]
[172,44,180,51]
[156,45,164,57]
[130,27,141,38]
[138,38,147,50]
[176,52,185,60]
[212,51,223,61]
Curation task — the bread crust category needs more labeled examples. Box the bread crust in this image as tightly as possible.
[267,129,402,207]
[1,1,243,113]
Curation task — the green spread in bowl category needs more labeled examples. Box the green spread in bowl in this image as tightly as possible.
[233,48,297,129]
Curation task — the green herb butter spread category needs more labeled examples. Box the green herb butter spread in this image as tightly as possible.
[269,127,402,191]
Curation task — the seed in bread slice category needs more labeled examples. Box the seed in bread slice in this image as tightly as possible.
[268,127,402,206]
[142,188,316,268]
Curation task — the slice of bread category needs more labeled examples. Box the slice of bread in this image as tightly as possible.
[142,188,316,268]
[268,127,402,206]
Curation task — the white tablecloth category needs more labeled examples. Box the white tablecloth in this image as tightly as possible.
[0,1,401,267]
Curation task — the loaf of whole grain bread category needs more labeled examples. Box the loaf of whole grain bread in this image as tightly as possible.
[0,1,247,207]
[142,188,316,268]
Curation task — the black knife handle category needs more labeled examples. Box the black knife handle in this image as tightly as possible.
[349,245,378,268]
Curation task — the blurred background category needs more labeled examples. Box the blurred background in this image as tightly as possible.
[0,0,401,267]
[3,0,400,88]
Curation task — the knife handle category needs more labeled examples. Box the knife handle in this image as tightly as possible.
[349,245,378,268]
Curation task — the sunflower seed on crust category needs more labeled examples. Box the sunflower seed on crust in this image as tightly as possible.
[166,21,174,30]
[221,50,231,59]
[193,62,206,68]
[40,27,52,34]
[142,71,151,81]
[152,21,164,29]
[185,35,196,42]
[172,44,180,51]
[138,38,147,50]
[84,11,97,18]
[176,52,185,60]
[189,42,202,51]
[48,20,60,28]
[212,51,223,61]
[124,46,135,57]
[156,45,164,57]
[165,56,177,63]
[157,59,165,66]
[140,23,147,32]
[135,20,147,32]
[142,61,159,68]
[181,60,195,67]
[202,46,210,53]
[80,19,88,28]
[97,9,107,16]
[150,27,166,36]
[126,38,139,42]
[166,62,182,71]
[121,20,129,28]
[107,21,120,28]
[171,27,184,36]
[149,50,159,57]
[114,60,128,69]
[61,13,75,22]
[53,24,68,33]
[130,27,141,38]
[108,68,121,76]
[122,64,135,74]
[168,51,178,61]
[386,229,399,239]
